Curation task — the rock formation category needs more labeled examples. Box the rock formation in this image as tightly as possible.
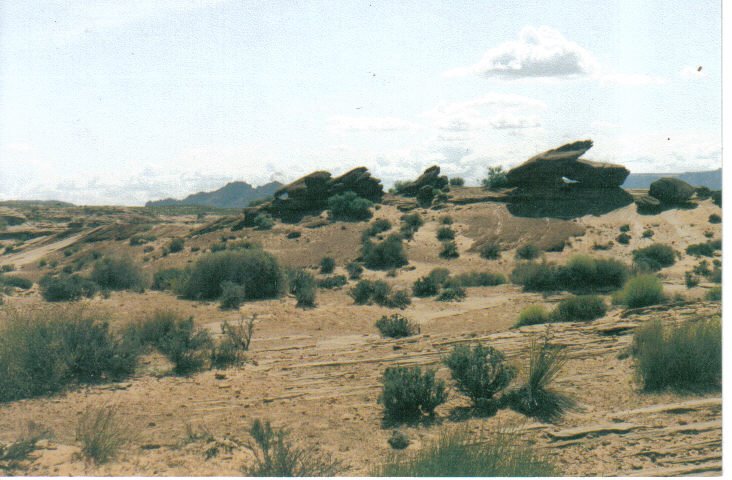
[396,166,449,196]
[648,177,695,204]
[506,140,629,188]
[242,167,383,223]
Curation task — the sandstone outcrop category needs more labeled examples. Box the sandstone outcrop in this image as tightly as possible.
[648,177,695,204]
[506,140,629,188]
[396,166,449,196]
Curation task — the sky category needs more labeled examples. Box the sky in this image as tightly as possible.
[0,0,722,205]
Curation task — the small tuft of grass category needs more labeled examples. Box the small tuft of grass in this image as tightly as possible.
[515,305,551,327]
[76,405,128,464]
[551,295,606,322]
[612,275,665,308]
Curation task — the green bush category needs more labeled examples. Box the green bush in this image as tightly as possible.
[0,275,33,290]
[317,275,347,289]
[372,426,555,476]
[286,231,301,239]
[151,268,188,292]
[440,215,454,225]
[385,289,412,309]
[366,219,392,237]
[219,281,247,310]
[437,286,466,302]
[380,366,447,422]
[387,430,410,450]
[642,229,654,239]
[449,271,506,287]
[375,314,420,338]
[253,213,275,230]
[706,286,721,301]
[245,419,344,476]
[401,213,424,230]
[76,405,128,464]
[505,335,574,422]
[168,238,185,253]
[90,256,147,291]
[362,234,408,269]
[449,177,465,187]
[128,311,211,375]
[632,244,676,271]
[288,269,317,307]
[444,344,515,407]
[712,190,721,207]
[632,317,721,391]
[350,279,376,304]
[512,256,629,293]
[319,256,336,274]
[412,275,440,297]
[516,244,540,260]
[551,295,606,322]
[439,240,459,259]
[182,250,282,301]
[436,226,455,241]
[327,191,373,221]
[684,271,700,288]
[479,242,501,259]
[210,317,254,368]
[346,261,363,280]
[709,213,721,224]
[613,275,665,308]
[516,305,551,327]
[620,224,631,232]
[616,232,631,245]
[686,240,722,257]
[0,307,139,402]
[39,274,98,302]
[482,166,509,190]
[371,279,392,305]
[511,262,560,291]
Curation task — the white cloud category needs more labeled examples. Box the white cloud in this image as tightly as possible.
[596,72,666,86]
[328,116,422,132]
[425,92,545,133]
[444,26,598,79]
[679,65,707,80]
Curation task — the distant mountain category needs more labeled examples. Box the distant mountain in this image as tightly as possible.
[145,181,283,209]
[623,169,721,190]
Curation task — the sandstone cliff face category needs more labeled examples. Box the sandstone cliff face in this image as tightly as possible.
[506,140,629,188]
[395,166,449,196]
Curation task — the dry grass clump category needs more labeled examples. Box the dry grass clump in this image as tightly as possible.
[76,405,129,464]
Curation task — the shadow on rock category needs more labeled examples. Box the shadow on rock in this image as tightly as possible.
[506,187,634,219]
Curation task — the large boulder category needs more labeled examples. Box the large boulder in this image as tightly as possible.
[397,166,449,196]
[648,177,695,204]
[506,140,629,188]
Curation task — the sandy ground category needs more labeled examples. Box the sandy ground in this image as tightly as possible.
[0,194,722,476]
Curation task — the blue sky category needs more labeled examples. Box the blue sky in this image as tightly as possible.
[0,0,722,205]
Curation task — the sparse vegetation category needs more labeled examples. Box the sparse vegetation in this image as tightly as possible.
[253,213,275,230]
[449,177,465,187]
[90,256,147,291]
[168,237,185,253]
[516,244,540,260]
[706,286,722,301]
[642,229,654,239]
[512,255,629,293]
[516,305,551,327]
[362,234,408,269]
[632,244,676,271]
[436,285,466,302]
[152,268,188,292]
[39,274,98,301]
[380,366,447,422]
[346,261,363,279]
[387,430,410,450]
[483,165,509,190]
[317,275,347,289]
[632,317,721,391]
[479,242,501,259]
[366,218,392,237]
[436,226,455,241]
[439,240,459,259]
[375,314,420,338]
[288,269,317,307]
[616,232,631,244]
[245,419,344,476]
[686,240,722,257]
[709,213,721,224]
[551,295,606,322]
[76,405,128,464]
[327,191,373,221]
[320,256,336,274]
[613,275,665,308]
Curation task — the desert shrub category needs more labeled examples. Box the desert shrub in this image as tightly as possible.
[288,269,317,307]
[1,264,14,272]
[386,268,397,277]
[642,229,654,239]
[372,426,555,476]
[704,231,715,239]
[129,311,211,375]
[620,224,631,232]
[182,250,282,301]
[708,213,721,224]
[505,335,574,422]
[449,177,465,187]
[387,430,410,450]
[362,234,408,269]
[712,190,721,206]
[384,289,410,309]
[440,215,453,225]
[90,256,147,291]
[513,256,629,293]
[76,405,128,464]
[253,213,275,230]
[151,268,188,292]
[632,317,721,391]
[346,261,363,279]
[439,240,459,259]
[39,274,98,302]
[350,279,376,304]
[612,275,665,308]
[380,366,447,422]
[616,232,631,245]
[0,275,33,290]
[317,275,347,289]
[319,256,336,274]
[401,213,423,230]
[327,191,373,221]
[479,242,501,259]
[551,295,606,322]
[415,185,436,207]
[516,244,540,260]
[444,344,515,408]
[168,238,185,253]
[210,316,254,368]
[449,271,506,287]
[436,226,455,241]
[686,240,722,257]
[482,165,509,190]
[245,419,344,476]
[366,219,392,237]
[219,281,247,310]
[695,186,712,199]
[286,231,301,239]
[371,279,392,305]
[0,308,139,402]
[706,286,721,301]
[413,274,441,297]
[632,244,676,272]
[436,286,466,302]
[516,305,551,327]
[375,314,420,338]
[684,271,700,288]
[511,262,560,292]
